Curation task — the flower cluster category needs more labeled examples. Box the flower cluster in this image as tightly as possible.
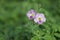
[27,9,46,24]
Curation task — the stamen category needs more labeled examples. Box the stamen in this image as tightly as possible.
[31,14,34,16]
[38,18,41,20]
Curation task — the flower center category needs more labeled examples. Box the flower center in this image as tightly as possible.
[38,18,41,20]
[31,13,34,16]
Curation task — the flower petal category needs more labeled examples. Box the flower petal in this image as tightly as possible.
[34,18,38,23]
[38,21,43,24]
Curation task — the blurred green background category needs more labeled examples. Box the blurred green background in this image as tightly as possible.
[0,0,60,40]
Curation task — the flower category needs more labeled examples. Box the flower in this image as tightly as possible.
[34,13,46,24]
[27,9,36,20]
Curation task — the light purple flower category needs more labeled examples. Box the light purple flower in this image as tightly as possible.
[34,13,46,24]
[27,9,36,20]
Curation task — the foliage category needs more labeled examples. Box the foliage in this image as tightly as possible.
[0,0,60,40]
